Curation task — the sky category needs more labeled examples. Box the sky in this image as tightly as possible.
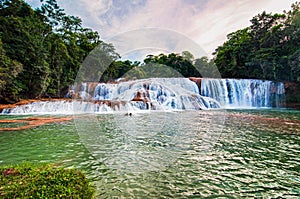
[27,0,297,60]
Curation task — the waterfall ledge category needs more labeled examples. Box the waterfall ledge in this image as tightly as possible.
[1,78,286,114]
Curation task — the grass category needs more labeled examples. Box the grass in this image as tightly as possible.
[0,162,95,199]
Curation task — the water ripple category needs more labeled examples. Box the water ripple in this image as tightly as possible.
[0,110,299,198]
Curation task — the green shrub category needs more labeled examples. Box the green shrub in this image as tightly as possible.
[0,162,95,199]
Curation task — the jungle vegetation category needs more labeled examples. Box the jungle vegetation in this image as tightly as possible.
[0,0,299,103]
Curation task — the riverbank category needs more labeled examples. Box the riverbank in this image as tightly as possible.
[0,163,95,198]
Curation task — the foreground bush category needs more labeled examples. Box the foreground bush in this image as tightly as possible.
[0,163,95,199]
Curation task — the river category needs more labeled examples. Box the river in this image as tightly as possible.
[0,109,299,198]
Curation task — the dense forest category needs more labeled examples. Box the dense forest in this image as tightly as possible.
[0,0,115,103]
[214,2,300,82]
[0,0,299,103]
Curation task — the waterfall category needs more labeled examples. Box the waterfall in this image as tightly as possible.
[89,78,220,111]
[200,79,285,108]
[1,78,286,114]
[2,78,220,114]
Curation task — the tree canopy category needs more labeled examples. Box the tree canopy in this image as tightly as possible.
[0,0,110,102]
[213,2,300,82]
[0,0,299,103]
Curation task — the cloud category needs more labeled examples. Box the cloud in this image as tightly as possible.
[107,28,207,61]
[29,0,296,58]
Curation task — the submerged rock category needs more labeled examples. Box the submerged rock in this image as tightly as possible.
[0,117,73,131]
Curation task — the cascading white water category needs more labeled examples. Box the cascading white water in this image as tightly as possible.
[2,78,220,114]
[1,78,286,114]
[90,78,220,111]
[200,78,285,108]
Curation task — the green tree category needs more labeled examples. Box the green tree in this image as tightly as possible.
[214,28,253,78]
[100,60,135,82]
[285,2,300,81]
[213,2,300,82]
[0,38,23,103]
[143,52,201,77]
[0,0,52,98]
[0,0,108,101]
[194,56,220,78]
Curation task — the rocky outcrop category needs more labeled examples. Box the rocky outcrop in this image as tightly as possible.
[131,90,150,102]
[188,77,202,89]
